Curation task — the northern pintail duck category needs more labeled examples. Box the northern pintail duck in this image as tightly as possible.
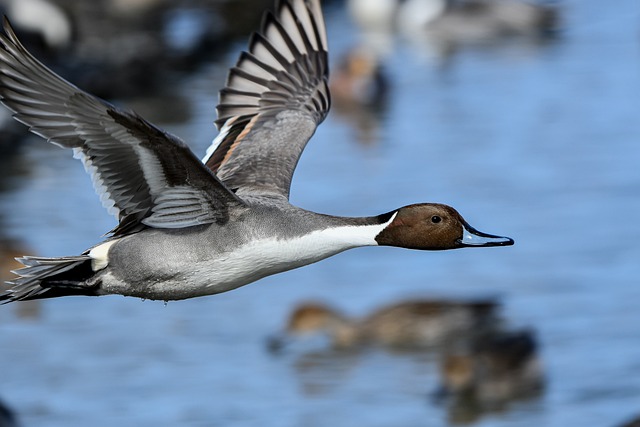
[269,298,500,350]
[0,0,513,303]
[437,329,544,406]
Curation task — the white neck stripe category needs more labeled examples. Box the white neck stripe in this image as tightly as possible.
[310,211,397,248]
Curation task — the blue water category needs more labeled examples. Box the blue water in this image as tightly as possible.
[0,0,639,426]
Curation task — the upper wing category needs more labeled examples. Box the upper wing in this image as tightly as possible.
[203,0,330,200]
[0,18,244,236]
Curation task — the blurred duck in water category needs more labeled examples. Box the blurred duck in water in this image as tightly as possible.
[617,415,640,427]
[329,46,390,145]
[269,298,501,351]
[0,0,74,55]
[0,398,18,427]
[1,0,225,100]
[330,47,388,109]
[348,0,559,49]
[436,328,544,418]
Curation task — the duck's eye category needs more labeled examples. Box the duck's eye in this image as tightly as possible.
[431,215,442,224]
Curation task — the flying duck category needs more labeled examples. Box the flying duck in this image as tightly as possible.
[0,0,513,303]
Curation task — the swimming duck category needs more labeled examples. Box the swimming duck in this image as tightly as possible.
[400,0,559,53]
[269,298,501,350]
[330,46,388,108]
[0,0,513,303]
[348,0,558,45]
[437,329,544,406]
[1,0,73,52]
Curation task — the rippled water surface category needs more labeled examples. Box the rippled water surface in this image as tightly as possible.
[0,1,639,426]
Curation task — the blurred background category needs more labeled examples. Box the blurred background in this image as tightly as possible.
[0,0,639,426]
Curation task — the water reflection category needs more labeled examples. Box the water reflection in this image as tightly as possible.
[291,350,363,396]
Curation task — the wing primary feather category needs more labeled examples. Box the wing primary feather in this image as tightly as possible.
[204,0,330,199]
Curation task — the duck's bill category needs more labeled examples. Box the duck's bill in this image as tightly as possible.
[458,222,514,247]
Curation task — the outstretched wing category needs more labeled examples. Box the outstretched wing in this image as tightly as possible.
[0,18,244,236]
[203,0,330,200]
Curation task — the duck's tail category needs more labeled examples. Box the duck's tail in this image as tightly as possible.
[1,255,99,303]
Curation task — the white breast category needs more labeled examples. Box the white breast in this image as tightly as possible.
[199,218,395,294]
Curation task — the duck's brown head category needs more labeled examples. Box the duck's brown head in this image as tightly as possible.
[266,303,359,352]
[286,303,347,334]
[375,203,514,250]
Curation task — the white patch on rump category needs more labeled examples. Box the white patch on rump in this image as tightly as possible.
[89,240,119,271]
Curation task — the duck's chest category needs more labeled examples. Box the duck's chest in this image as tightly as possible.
[198,233,350,290]
[195,223,383,292]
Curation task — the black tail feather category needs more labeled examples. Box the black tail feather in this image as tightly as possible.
[1,255,98,303]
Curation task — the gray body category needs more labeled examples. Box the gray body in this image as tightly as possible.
[99,203,383,300]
